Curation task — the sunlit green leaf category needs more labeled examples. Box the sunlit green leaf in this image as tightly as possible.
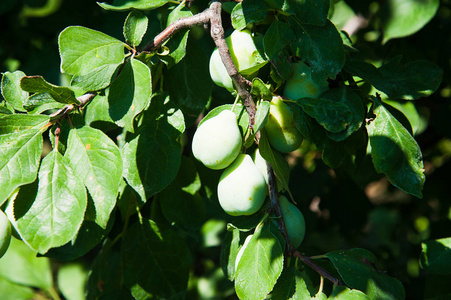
[231,0,270,31]
[124,10,148,47]
[0,114,50,205]
[13,150,87,254]
[59,26,125,76]
[65,126,122,229]
[1,71,28,112]
[20,76,79,104]
[97,0,170,12]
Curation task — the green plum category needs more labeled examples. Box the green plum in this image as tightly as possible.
[265,96,303,153]
[252,148,282,192]
[0,210,11,258]
[209,29,261,92]
[283,61,329,100]
[278,196,305,248]
[192,110,242,170]
[217,154,267,216]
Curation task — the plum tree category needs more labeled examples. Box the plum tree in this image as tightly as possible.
[0,210,11,258]
[209,29,263,91]
[264,96,303,153]
[278,196,305,249]
[217,154,267,216]
[283,61,329,100]
[192,110,242,170]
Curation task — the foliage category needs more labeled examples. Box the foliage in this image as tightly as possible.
[0,0,450,299]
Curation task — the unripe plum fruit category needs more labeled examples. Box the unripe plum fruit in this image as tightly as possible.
[217,154,267,216]
[192,110,242,170]
[252,148,282,192]
[279,196,305,249]
[0,210,11,258]
[283,61,329,100]
[265,96,303,153]
[209,29,260,92]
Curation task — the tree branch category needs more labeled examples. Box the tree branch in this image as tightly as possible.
[49,91,97,120]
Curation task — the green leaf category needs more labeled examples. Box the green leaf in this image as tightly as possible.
[231,0,271,31]
[160,2,193,67]
[326,248,405,300]
[367,97,425,198]
[251,77,273,101]
[57,263,88,300]
[122,219,191,299]
[165,42,212,116]
[420,237,451,275]
[235,222,284,300]
[1,71,28,112]
[97,0,170,12]
[289,18,345,78]
[65,126,122,229]
[59,26,125,76]
[45,217,113,261]
[259,130,291,192]
[296,87,364,138]
[13,150,87,254]
[282,0,330,26]
[381,0,439,43]
[108,58,152,132]
[263,19,296,80]
[328,286,370,299]
[0,114,50,205]
[23,93,64,114]
[159,156,205,231]
[84,94,115,126]
[345,58,443,100]
[0,238,52,289]
[0,277,34,300]
[255,100,270,134]
[124,10,148,47]
[20,76,79,104]
[271,266,311,299]
[122,93,184,203]
[220,228,241,281]
[71,64,119,92]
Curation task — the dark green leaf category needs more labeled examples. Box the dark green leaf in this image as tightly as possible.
[0,114,50,205]
[263,20,296,80]
[326,248,405,300]
[367,97,425,198]
[259,130,291,192]
[328,286,370,299]
[289,18,345,78]
[59,26,125,76]
[65,126,123,229]
[1,71,28,112]
[160,2,193,67]
[282,0,329,26]
[124,10,148,47]
[345,58,443,100]
[122,93,184,203]
[0,237,52,289]
[296,87,364,138]
[122,219,191,299]
[231,1,271,31]
[165,42,212,116]
[97,0,170,11]
[381,0,440,43]
[271,266,311,299]
[20,76,79,104]
[251,77,273,101]
[84,94,115,126]
[71,64,119,92]
[420,238,451,275]
[235,222,284,300]
[108,58,152,132]
[159,156,205,231]
[13,150,87,254]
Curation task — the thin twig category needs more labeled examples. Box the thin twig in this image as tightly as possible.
[49,91,97,120]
